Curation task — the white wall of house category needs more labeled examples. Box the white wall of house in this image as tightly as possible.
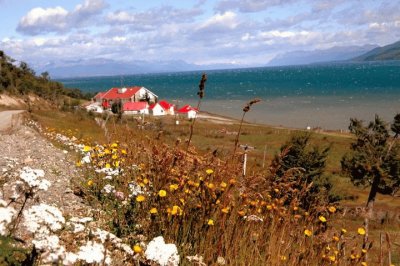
[135,87,158,103]
[152,104,166,116]
[187,110,197,119]
[167,107,175,115]
[124,109,149,115]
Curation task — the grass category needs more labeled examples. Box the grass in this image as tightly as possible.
[28,108,400,264]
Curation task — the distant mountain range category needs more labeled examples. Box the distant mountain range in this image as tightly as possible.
[37,40,400,78]
[36,58,243,78]
[352,40,400,61]
[267,45,378,66]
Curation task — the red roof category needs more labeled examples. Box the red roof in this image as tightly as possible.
[159,100,174,110]
[149,103,156,110]
[94,92,105,99]
[177,105,198,113]
[102,87,142,100]
[123,102,148,111]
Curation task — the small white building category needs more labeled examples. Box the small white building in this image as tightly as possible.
[150,100,175,116]
[178,104,197,119]
[123,102,149,115]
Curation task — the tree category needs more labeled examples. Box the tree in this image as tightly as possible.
[271,133,331,208]
[341,115,400,211]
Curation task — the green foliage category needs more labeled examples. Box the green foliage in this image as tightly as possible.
[0,235,31,265]
[341,115,400,205]
[391,113,400,136]
[271,133,331,207]
[0,50,89,100]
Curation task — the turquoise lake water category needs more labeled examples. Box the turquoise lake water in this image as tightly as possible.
[58,61,400,130]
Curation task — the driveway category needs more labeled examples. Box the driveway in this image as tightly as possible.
[0,110,24,131]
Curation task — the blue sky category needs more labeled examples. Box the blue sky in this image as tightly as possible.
[1,0,399,70]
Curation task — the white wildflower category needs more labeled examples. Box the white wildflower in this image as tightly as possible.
[128,183,143,197]
[19,167,51,191]
[145,236,180,266]
[81,155,91,164]
[63,252,78,266]
[77,241,105,264]
[24,204,65,234]
[32,234,60,250]
[69,217,93,223]
[102,184,115,194]
[95,167,120,176]
[0,206,16,235]
[93,228,119,244]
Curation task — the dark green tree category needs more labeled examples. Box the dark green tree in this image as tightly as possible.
[271,133,331,208]
[341,115,400,211]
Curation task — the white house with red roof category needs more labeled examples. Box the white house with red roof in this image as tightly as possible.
[123,102,149,115]
[178,104,198,119]
[94,86,158,110]
[149,100,175,116]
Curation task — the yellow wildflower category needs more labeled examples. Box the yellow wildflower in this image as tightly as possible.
[133,245,142,253]
[361,262,367,266]
[169,184,179,191]
[87,180,93,186]
[207,183,215,189]
[76,162,82,167]
[341,228,347,234]
[362,249,367,253]
[357,227,366,235]
[280,256,287,261]
[104,149,111,154]
[207,219,214,225]
[136,195,145,202]
[304,229,312,237]
[113,161,120,167]
[105,163,111,169]
[205,169,214,175]
[158,190,167,197]
[329,256,336,262]
[112,154,118,160]
[319,215,327,223]
[328,206,336,213]
[221,207,230,214]
[143,178,149,184]
[111,143,118,148]
[121,149,127,155]
[266,205,273,210]
[332,236,339,242]
[171,205,182,216]
[150,208,158,214]
[220,181,227,188]
[83,146,91,152]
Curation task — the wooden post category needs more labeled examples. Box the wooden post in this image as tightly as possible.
[386,233,392,266]
[262,145,267,169]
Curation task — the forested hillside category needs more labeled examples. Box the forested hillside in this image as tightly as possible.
[0,50,89,100]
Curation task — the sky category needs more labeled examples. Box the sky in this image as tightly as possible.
[1,0,399,70]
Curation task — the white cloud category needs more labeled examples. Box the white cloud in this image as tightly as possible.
[17,7,68,34]
[17,0,107,35]
[215,0,294,13]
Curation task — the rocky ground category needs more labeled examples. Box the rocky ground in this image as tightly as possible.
[0,112,91,238]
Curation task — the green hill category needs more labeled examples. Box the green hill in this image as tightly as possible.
[353,40,400,61]
[0,50,90,101]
